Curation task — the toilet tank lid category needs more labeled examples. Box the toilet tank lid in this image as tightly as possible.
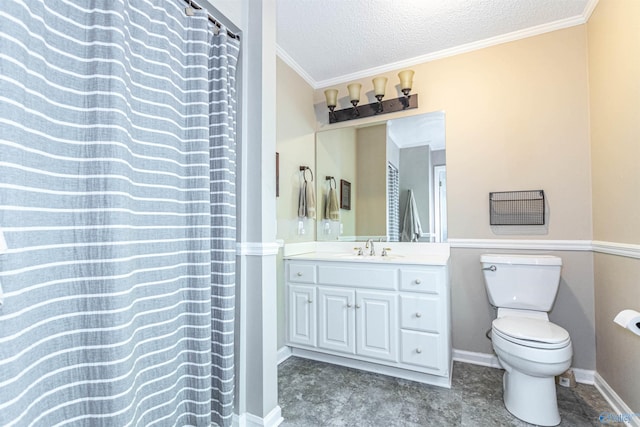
[480,254,562,266]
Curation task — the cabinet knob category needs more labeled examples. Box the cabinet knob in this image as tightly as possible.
[415,279,422,284]
[416,348,422,354]
[355,304,361,309]
[307,299,313,303]
[416,312,422,318]
[296,272,303,276]
[347,303,352,308]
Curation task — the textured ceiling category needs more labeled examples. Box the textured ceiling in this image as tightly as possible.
[387,111,446,151]
[276,0,594,88]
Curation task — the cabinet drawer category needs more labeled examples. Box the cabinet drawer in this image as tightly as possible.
[399,268,445,294]
[288,263,317,284]
[400,330,443,371]
[318,265,397,290]
[400,295,440,333]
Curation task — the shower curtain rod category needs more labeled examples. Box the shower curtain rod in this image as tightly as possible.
[183,0,240,40]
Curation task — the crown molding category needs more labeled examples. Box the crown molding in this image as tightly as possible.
[313,15,587,89]
[582,0,600,21]
[275,44,316,89]
[279,13,590,90]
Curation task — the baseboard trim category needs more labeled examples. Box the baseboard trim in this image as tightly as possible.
[594,372,640,427]
[291,347,452,388]
[452,349,596,385]
[277,346,292,365]
[572,368,595,385]
[452,348,502,369]
[233,406,283,427]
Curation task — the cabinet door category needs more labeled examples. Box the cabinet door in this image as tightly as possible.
[287,285,316,347]
[356,290,397,362]
[318,287,355,355]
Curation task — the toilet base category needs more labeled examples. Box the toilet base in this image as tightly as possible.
[503,369,561,426]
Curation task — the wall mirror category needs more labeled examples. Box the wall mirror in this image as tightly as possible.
[315,111,447,242]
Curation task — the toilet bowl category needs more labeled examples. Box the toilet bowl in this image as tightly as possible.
[491,312,572,426]
[481,254,572,426]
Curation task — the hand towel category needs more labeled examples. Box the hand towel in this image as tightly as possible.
[305,180,316,219]
[325,187,340,221]
[298,181,307,218]
[401,189,422,242]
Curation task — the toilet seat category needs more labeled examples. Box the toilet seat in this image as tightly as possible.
[493,317,571,350]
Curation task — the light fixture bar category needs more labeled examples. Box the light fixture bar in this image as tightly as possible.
[328,94,418,124]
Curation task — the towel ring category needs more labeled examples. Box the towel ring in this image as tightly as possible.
[300,166,313,182]
[325,176,336,189]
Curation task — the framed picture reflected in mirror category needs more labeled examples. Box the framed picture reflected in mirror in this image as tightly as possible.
[340,179,351,210]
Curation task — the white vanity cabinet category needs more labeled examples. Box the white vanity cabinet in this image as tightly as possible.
[317,287,397,362]
[285,257,451,388]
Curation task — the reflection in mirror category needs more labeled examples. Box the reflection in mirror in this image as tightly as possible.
[315,111,446,242]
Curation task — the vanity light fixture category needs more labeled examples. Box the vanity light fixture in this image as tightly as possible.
[323,69,418,124]
[372,76,387,112]
[324,89,338,121]
[347,83,361,116]
[398,69,414,97]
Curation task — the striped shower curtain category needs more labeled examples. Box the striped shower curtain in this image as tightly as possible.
[0,1,238,426]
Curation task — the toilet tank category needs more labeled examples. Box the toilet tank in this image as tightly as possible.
[480,254,562,311]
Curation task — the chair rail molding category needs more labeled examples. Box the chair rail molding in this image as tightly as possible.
[236,242,280,256]
[448,239,640,259]
[592,240,640,259]
[448,239,592,251]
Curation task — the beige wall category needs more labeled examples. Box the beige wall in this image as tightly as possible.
[312,27,596,369]
[276,57,317,243]
[588,0,640,411]
[315,26,593,241]
[593,254,640,411]
[588,1,640,244]
[276,57,316,348]
[316,128,357,239]
[355,124,387,237]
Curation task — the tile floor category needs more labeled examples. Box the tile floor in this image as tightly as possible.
[278,357,613,426]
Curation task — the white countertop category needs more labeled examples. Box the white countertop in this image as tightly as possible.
[283,242,450,266]
[285,252,449,266]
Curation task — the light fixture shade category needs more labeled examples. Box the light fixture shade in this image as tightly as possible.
[347,83,361,102]
[324,89,338,108]
[372,77,387,96]
[398,69,415,91]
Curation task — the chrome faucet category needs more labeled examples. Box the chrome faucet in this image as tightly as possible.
[365,239,375,256]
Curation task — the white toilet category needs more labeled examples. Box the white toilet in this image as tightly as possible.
[481,254,572,426]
